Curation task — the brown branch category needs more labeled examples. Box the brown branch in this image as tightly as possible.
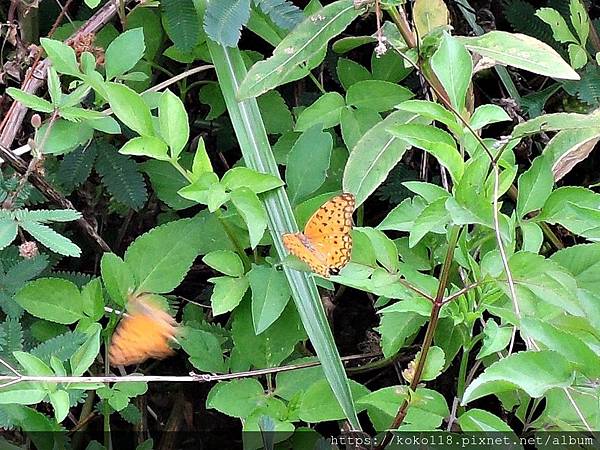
[0,0,136,148]
[0,142,111,252]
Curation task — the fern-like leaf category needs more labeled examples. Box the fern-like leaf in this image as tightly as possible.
[94,143,147,210]
[563,64,600,106]
[21,209,82,223]
[3,255,49,293]
[58,144,98,193]
[204,0,252,47]
[30,330,87,363]
[19,220,81,257]
[253,0,303,31]
[0,318,23,372]
[161,0,201,52]
[502,0,556,48]
[50,270,93,287]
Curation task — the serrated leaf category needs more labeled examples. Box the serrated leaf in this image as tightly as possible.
[462,350,574,404]
[6,88,54,113]
[14,278,84,324]
[124,217,208,293]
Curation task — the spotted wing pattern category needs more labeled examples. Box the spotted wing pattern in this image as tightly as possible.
[108,296,178,366]
[282,193,355,277]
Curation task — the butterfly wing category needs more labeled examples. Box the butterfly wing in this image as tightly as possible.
[283,193,355,277]
[109,298,177,366]
[282,232,330,277]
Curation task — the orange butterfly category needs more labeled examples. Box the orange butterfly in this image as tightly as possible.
[108,295,178,366]
[282,193,355,277]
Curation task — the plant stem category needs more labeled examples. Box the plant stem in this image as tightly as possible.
[376,226,461,449]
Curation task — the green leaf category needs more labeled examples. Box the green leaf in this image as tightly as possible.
[396,99,461,135]
[538,187,600,239]
[521,317,600,379]
[295,92,345,131]
[285,125,332,205]
[343,110,419,207]
[371,48,411,83]
[254,0,303,31]
[0,219,18,250]
[105,28,146,79]
[535,8,577,44]
[462,350,574,404]
[191,137,213,178]
[179,328,226,373]
[299,379,369,422]
[221,167,284,193]
[570,0,589,45]
[430,33,472,112]
[346,80,413,112]
[119,136,169,161]
[23,209,81,223]
[6,88,54,113]
[40,38,81,76]
[159,90,189,159]
[469,104,511,130]
[337,58,371,90]
[258,90,293,135]
[354,227,399,273]
[409,197,450,248]
[339,106,381,151]
[81,278,104,321]
[458,408,515,431]
[105,82,154,136]
[101,253,134,306]
[0,384,46,405]
[204,0,250,47]
[238,1,360,98]
[377,311,426,358]
[209,276,250,315]
[458,31,580,80]
[551,243,600,292]
[274,357,323,400]
[494,251,584,317]
[48,390,70,422]
[162,0,201,52]
[95,143,148,210]
[19,221,81,257]
[199,82,226,119]
[36,119,93,155]
[13,351,53,376]
[14,278,84,324]
[142,160,195,210]
[420,346,445,381]
[207,378,265,418]
[520,221,544,253]
[69,323,101,376]
[125,217,208,293]
[387,124,463,183]
[517,155,554,218]
[203,250,244,277]
[477,319,512,359]
[249,264,291,334]
[230,188,268,249]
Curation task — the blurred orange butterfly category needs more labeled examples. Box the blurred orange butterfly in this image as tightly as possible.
[282,193,355,278]
[109,295,178,366]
